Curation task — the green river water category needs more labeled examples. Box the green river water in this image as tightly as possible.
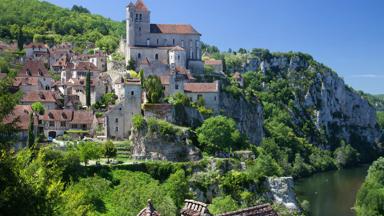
[295,165,369,216]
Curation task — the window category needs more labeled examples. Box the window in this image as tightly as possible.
[173,39,175,46]
[139,27,141,32]
[214,96,217,101]
[197,94,203,99]
[139,14,142,21]
[115,127,119,132]
[138,53,141,59]
[181,40,184,47]
[155,53,159,60]
[131,91,134,96]
[189,40,192,48]
[115,118,118,123]
[82,124,87,129]
[49,121,55,127]
[135,14,138,21]
[147,39,150,46]
[178,55,180,60]
[157,39,159,45]
[61,122,66,127]
[175,84,179,90]
[72,124,78,129]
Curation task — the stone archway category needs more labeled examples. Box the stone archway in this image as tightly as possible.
[48,131,57,138]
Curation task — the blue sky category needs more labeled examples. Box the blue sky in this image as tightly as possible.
[45,0,384,94]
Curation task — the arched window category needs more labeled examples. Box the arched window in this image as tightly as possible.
[155,54,159,60]
[138,53,141,59]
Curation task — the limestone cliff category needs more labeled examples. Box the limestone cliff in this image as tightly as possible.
[130,118,201,162]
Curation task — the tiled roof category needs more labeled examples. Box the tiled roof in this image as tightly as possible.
[52,55,69,67]
[40,110,73,122]
[217,204,278,216]
[14,77,39,87]
[21,90,56,103]
[170,46,185,51]
[184,81,219,93]
[25,43,48,49]
[17,60,49,77]
[135,0,148,11]
[175,66,195,81]
[71,111,94,125]
[137,200,160,216]
[205,60,222,66]
[150,24,200,35]
[3,105,33,130]
[74,62,98,71]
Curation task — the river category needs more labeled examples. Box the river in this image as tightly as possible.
[295,165,369,216]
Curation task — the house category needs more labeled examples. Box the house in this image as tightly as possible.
[205,60,223,73]
[105,79,142,139]
[216,204,278,216]
[180,200,212,216]
[137,200,160,216]
[3,105,35,149]
[15,60,53,91]
[38,109,95,138]
[24,43,50,65]
[126,0,203,74]
[71,62,100,79]
[184,81,220,112]
[21,90,58,110]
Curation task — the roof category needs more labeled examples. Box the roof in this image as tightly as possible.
[184,81,219,93]
[170,46,185,51]
[217,204,278,216]
[71,111,94,125]
[180,200,211,216]
[137,200,160,216]
[13,77,39,87]
[135,0,148,11]
[74,62,98,71]
[25,43,48,49]
[160,75,170,85]
[205,60,223,66]
[17,60,49,78]
[3,105,33,131]
[40,110,74,122]
[150,24,201,35]
[21,91,56,103]
[175,66,195,81]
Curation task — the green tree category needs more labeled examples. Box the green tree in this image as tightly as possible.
[162,169,190,209]
[167,92,190,106]
[143,75,164,104]
[334,141,359,168]
[376,111,384,129]
[96,35,119,53]
[103,140,117,163]
[208,196,239,215]
[85,71,91,107]
[77,141,102,166]
[31,102,45,115]
[196,116,242,154]
[71,5,90,13]
[27,113,35,149]
[247,153,283,180]
[0,58,9,74]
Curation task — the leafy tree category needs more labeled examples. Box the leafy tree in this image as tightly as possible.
[103,140,117,163]
[127,59,136,71]
[0,58,9,73]
[77,141,102,166]
[247,153,283,179]
[196,116,242,154]
[27,113,35,149]
[96,35,119,53]
[167,92,190,106]
[162,169,190,209]
[334,141,360,168]
[71,5,90,14]
[143,75,164,104]
[208,196,239,215]
[292,153,312,178]
[31,102,45,115]
[85,71,91,107]
[204,64,214,74]
[377,111,384,129]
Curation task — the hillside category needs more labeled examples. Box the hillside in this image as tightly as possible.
[0,0,124,51]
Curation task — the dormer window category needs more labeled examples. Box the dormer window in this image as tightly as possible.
[48,112,54,119]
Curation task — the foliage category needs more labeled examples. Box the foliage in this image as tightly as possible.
[85,71,91,107]
[31,102,45,115]
[132,114,146,130]
[71,5,90,14]
[77,141,102,166]
[103,141,117,163]
[208,196,239,215]
[196,116,242,154]
[93,93,117,110]
[204,64,214,74]
[167,92,191,106]
[143,75,164,104]
[377,111,384,129]
[27,113,35,149]
[127,59,136,71]
[247,153,283,180]
[162,169,190,209]
[147,117,184,139]
[334,141,360,169]
[355,157,384,216]
[96,35,119,53]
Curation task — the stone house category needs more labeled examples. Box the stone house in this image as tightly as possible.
[15,60,53,92]
[24,43,50,66]
[38,109,95,139]
[21,90,58,110]
[71,62,100,79]
[205,60,223,73]
[73,52,107,72]
[184,81,220,112]
[125,0,203,74]
[105,79,142,139]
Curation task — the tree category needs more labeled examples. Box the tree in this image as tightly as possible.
[334,141,359,168]
[27,113,35,149]
[71,5,90,13]
[127,59,136,71]
[86,70,91,107]
[77,141,102,166]
[162,169,190,208]
[31,102,45,115]
[208,196,239,215]
[247,153,283,180]
[0,58,9,74]
[96,35,119,54]
[196,116,242,154]
[143,75,164,103]
[167,92,190,106]
[103,140,117,163]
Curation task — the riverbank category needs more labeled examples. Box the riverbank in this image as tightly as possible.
[295,165,369,216]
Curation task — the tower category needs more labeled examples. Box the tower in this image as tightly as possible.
[126,0,151,47]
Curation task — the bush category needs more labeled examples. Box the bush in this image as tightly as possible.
[208,196,239,215]
[334,142,360,168]
[167,92,191,106]
[247,153,283,180]
[132,114,145,130]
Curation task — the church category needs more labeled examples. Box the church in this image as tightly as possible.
[125,0,204,75]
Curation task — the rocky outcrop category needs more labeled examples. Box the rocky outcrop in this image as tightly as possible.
[219,93,264,145]
[130,119,201,162]
[265,177,300,212]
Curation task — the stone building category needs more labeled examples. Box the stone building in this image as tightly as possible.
[15,60,53,92]
[125,0,203,74]
[184,81,220,113]
[105,79,142,139]
[21,90,58,110]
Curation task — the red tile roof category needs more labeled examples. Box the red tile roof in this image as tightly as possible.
[150,24,200,35]
[137,200,160,216]
[75,62,98,71]
[184,81,219,93]
[13,77,39,87]
[205,60,223,65]
[3,105,33,130]
[17,60,49,78]
[71,111,94,125]
[25,43,48,49]
[135,0,148,11]
[40,110,73,122]
[217,204,278,216]
[21,90,56,103]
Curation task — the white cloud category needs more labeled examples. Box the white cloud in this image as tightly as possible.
[350,74,384,78]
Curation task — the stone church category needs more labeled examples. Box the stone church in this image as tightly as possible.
[125,0,204,74]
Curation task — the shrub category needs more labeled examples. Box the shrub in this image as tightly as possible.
[132,114,145,130]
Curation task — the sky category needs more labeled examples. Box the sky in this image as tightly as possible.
[45,0,384,94]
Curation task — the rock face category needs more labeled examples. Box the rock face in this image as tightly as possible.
[219,93,264,145]
[130,122,201,162]
[265,177,300,212]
